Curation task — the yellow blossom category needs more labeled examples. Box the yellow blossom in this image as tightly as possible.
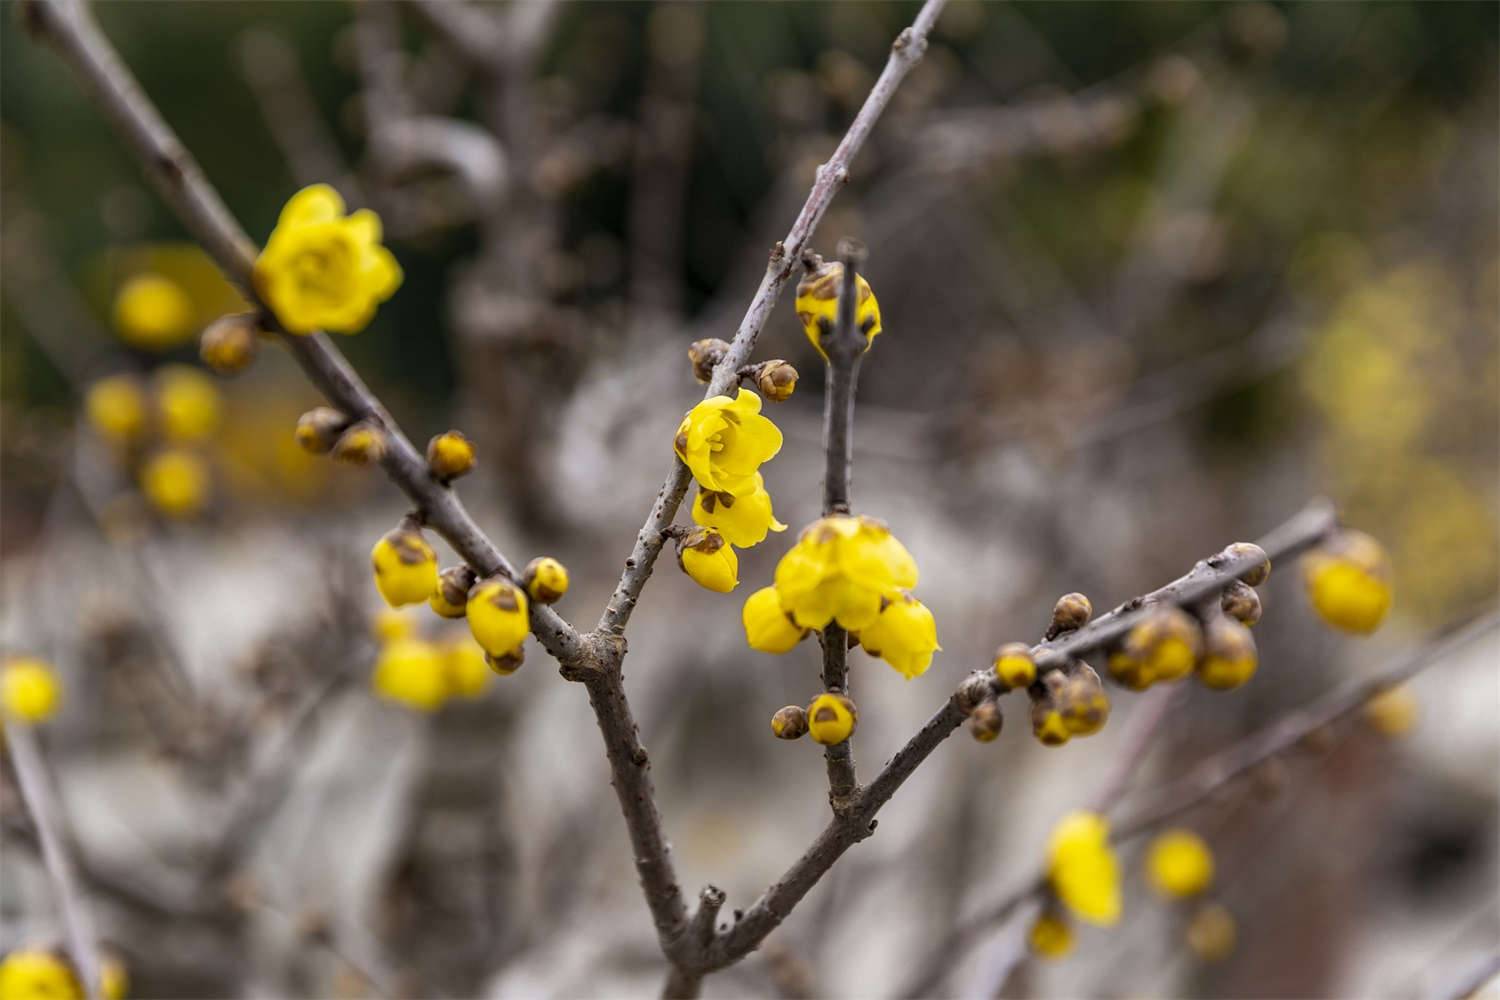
[154,365,222,442]
[1119,606,1201,687]
[114,272,197,350]
[101,955,129,1000]
[430,566,473,619]
[1195,617,1258,691]
[1027,911,1074,959]
[1364,684,1418,736]
[673,389,783,497]
[523,557,569,604]
[0,949,80,1000]
[677,527,739,593]
[858,592,940,679]
[1302,530,1393,634]
[370,527,439,608]
[372,608,416,643]
[691,474,787,548]
[253,184,402,335]
[1056,666,1110,736]
[372,638,446,712]
[426,431,475,481]
[994,642,1037,689]
[2,658,62,723]
[85,375,148,445]
[442,638,492,700]
[1186,903,1237,962]
[772,515,918,631]
[140,448,211,518]
[795,258,883,360]
[1031,705,1071,747]
[1046,811,1121,926]
[466,577,530,657]
[807,692,857,745]
[1146,829,1215,898]
[742,585,807,654]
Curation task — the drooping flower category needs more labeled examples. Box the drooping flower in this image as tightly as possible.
[1046,811,1121,926]
[1146,829,1215,899]
[691,473,786,548]
[1302,530,1393,634]
[371,527,439,607]
[253,184,402,335]
[858,592,940,679]
[772,515,917,631]
[441,638,492,700]
[742,585,807,654]
[795,257,883,360]
[140,448,211,518]
[1195,616,1258,690]
[372,637,447,712]
[466,577,530,657]
[673,389,783,497]
[676,527,739,593]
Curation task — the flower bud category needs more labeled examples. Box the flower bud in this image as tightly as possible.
[1,657,62,723]
[466,577,530,656]
[956,672,997,715]
[968,699,1004,742]
[114,272,196,350]
[1195,615,1258,690]
[430,565,476,618]
[795,255,882,360]
[676,527,739,593]
[1027,910,1074,959]
[743,585,807,653]
[806,692,857,745]
[333,421,388,465]
[1185,903,1236,962]
[85,374,149,445]
[1220,579,1262,627]
[295,407,351,454]
[1046,592,1093,639]
[426,430,476,481]
[1056,661,1110,737]
[154,364,222,443]
[751,359,798,402]
[1119,605,1201,685]
[1145,829,1215,898]
[523,556,569,604]
[687,338,730,383]
[199,313,261,374]
[993,641,1037,689]
[486,647,525,676]
[1363,684,1417,737]
[1300,530,1392,635]
[1223,541,1271,587]
[372,637,446,712]
[1030,690,1072,747]
[770,704,809,740]
[141,448,212,518]
[371,526,439,608]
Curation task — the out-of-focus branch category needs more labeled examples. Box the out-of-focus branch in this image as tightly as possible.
[6,725,103,999]
[598,0,953,637]
[403,0,505,74]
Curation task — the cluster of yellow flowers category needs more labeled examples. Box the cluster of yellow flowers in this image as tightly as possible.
[83,365,223,519]
[1,658,62,724]
[0,948,129,1000]
[369,609,493,712]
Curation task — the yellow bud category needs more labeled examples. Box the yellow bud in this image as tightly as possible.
[295,407,351,455]
[1120,605,1202,685]
[114,272,196,350]
[101,954,130,1000]
[140,448,211,518]
[430,565,476,619]
[485,647,525,676]
[807,692,857,745]
[154,364,222,443]
[1146,829,1215,898]
[993,641,1037,689]
[742,585,807,653]
[371,527,439,608]
[968,700,1003,742]
[372,608,416,643]
[2,657,62,723]
[1186,902,1236,962]
[956,673,998,715]
[442,638,492,699]
[676,527,739,593]
[1364,684,1417,737]
[86,375,149,445]
[752,359,798,402]
[1028,911,1074,959]
[1056,662,1110,737]
[1301,530,1392,635]
[0,949,81,1000]
[372,637,446,712]
[1047,592,1093,638]
[1031,704,1072,747]
[794,255,882,360]
[466,577,530,656]
[1046,811,1121,926]
[770,705,809,740]
[1223,541,1271,587]
[426,430,476,481]
[199,313,261,375]
[1220,579,1263,627]
[332,422,388,465]
[687,338,730,383]
[523,556,569,604]
[1195,616,1258,690]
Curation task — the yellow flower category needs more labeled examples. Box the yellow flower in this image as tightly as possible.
[466,577,530,656]
[370,527,439,608]
[1364,684,1418,736]
[372,637,447,712]
[807,692,857,745]
[677,527,739,593]
[426,431,475,481]
[140,448,211,518]
[772,515,918,630]
[1302,530,1393,634]
[253,184,402,335]
[994,642,1037,689]
[372,608,416,643]
[154,365,222,442]
[114,272,197,350]
[691,474,787,548]
[101,955,129,1000]
[795,258,883,360]
[523,557,569,604]
[1186,903,1237,962]
[0,949,81,1000]
[1031,705,1071,747]
[673,389,783,497]
[1195,616,1258,691]
[1146,829,1215,898]
[1046,811,1121,926]
[1027,911,1074,960]
[742,585,808,654]
[1056,665,1110,737]
[1120,606,1201,686]
[858,592,940,679]
[441,638,492,700]
[2,658,62,723]
[85,375,148,445]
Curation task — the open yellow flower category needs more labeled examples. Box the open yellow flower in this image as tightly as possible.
[742,585,807,653]
[674,389,783,497]
[772,515,917,630]
[691,473,786,548]
[253,184,402,335]
[858,592,940,679]
[1046,811,1121,926]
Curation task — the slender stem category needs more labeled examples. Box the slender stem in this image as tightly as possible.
[7,725,102,999]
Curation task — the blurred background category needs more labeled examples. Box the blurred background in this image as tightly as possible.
[1,1,1497,997]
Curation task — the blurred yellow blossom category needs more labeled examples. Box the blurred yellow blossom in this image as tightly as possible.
[1364,684,1418,737]
[1046,811,1120,926]
[441,638,492,700]
[1,658,62,723]
[85,375,148,445]
[1027,911,1074,959]
[154,365,222,443]
[1302,530,1392,635]
[1146,829,1215,898]
[140,448,211,518]
[0,949,80,1000]
[113,272,196,350]
[372,638,446,712]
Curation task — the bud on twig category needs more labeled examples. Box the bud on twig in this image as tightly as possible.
[486,647,525,676]
[427,430,476,481]
[956,672,997,715]
[688,338,730,383]
[430,565,477,619]
[1220,580,1262,626]
[770,705,809,740]
[968,699,1003,742]
[523,556,570,604]
[745,359,798,402]
[1223,542,1271,587]
[295,407,351,455]
[199,313,261,374]
[993,642,1037,690]
[807,692,857,745]
[1046,592,1093,639]
[332,421,388,465]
